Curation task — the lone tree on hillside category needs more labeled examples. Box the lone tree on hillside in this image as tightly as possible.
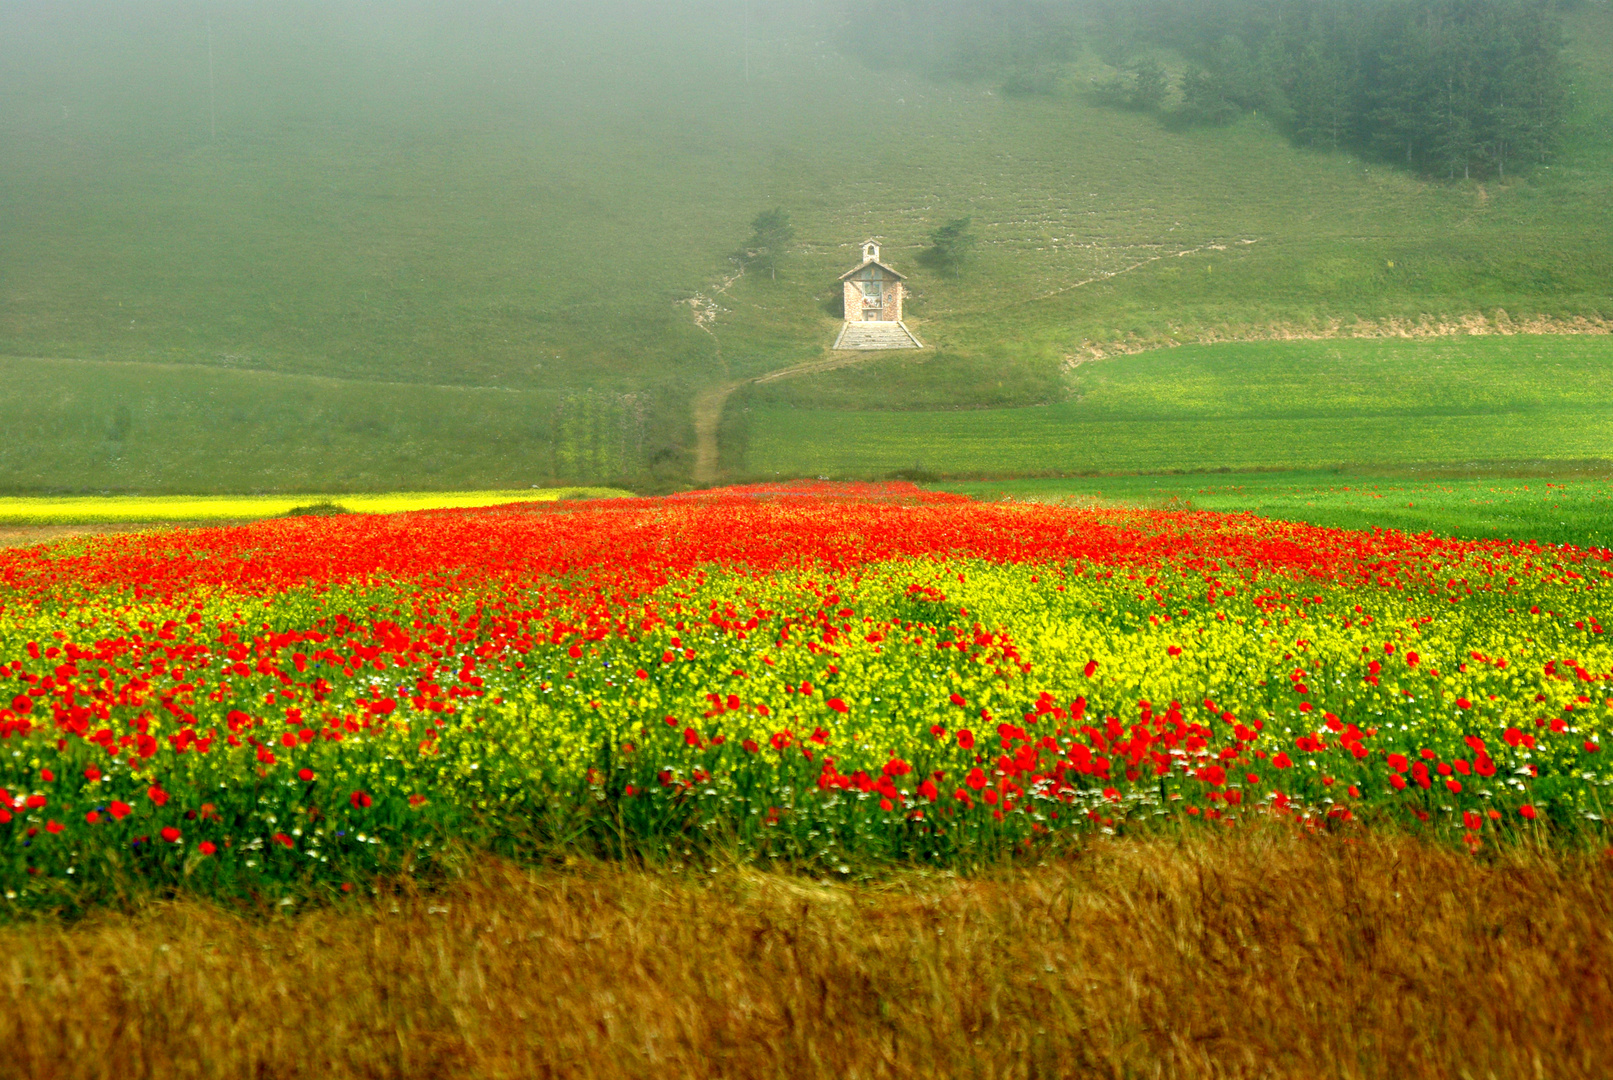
[920,217,978,275]
[738,208,795,280]
[1126,59,1168,111]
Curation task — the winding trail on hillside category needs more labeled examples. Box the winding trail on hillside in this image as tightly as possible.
[686,259,906,483]
[687,240,1238,481]
[691,352,891,484]
[683,230,1613,483]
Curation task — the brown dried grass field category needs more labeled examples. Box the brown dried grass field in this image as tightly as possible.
[2,829,1609,1080]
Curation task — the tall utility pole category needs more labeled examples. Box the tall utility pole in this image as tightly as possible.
[207,17,217,140]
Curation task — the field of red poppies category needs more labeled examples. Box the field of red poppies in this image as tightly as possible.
[2,482,1609,912]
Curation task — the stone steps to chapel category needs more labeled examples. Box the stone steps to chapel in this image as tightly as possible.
[833,322,924,350]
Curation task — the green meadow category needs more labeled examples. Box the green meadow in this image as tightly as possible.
[3,2,1612,490]
[737,334,1613,478]
[0,356,661,494]
[932,471,1613,551]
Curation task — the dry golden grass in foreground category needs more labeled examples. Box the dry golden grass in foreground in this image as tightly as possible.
[2,830,1610,1080]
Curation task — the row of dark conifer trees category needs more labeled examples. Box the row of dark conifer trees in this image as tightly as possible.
[845,0,1573,181]
[1119,0,1570,180]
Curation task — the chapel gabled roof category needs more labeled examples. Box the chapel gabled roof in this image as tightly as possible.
[838,258,907,282]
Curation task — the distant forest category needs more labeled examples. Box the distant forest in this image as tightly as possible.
[842,0,1574,180]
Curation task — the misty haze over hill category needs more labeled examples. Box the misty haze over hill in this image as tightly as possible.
[1,1,1609,492]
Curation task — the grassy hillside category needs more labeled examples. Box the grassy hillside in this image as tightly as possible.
[933,471,1613,550]
[2,1,1611,489]
[0,357,664,494]
[738,335,1613,477]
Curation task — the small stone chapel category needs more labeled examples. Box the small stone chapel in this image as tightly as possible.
[833,241,924,350]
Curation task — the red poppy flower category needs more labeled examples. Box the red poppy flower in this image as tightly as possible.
[1271,752,1292,769]
[199,841,217,855]
[957,729,975,750]
[85,810,100,825]
[45,819,63,835]
[826,697,848,713]
[274,832,294,847]
[298,768,315,782]
[109,800,132,821]
[1518,804,1538,821]
[160,826,182,843]
[350,790,373,810]
[1083,659,1098,678]
[147,786,169,807]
